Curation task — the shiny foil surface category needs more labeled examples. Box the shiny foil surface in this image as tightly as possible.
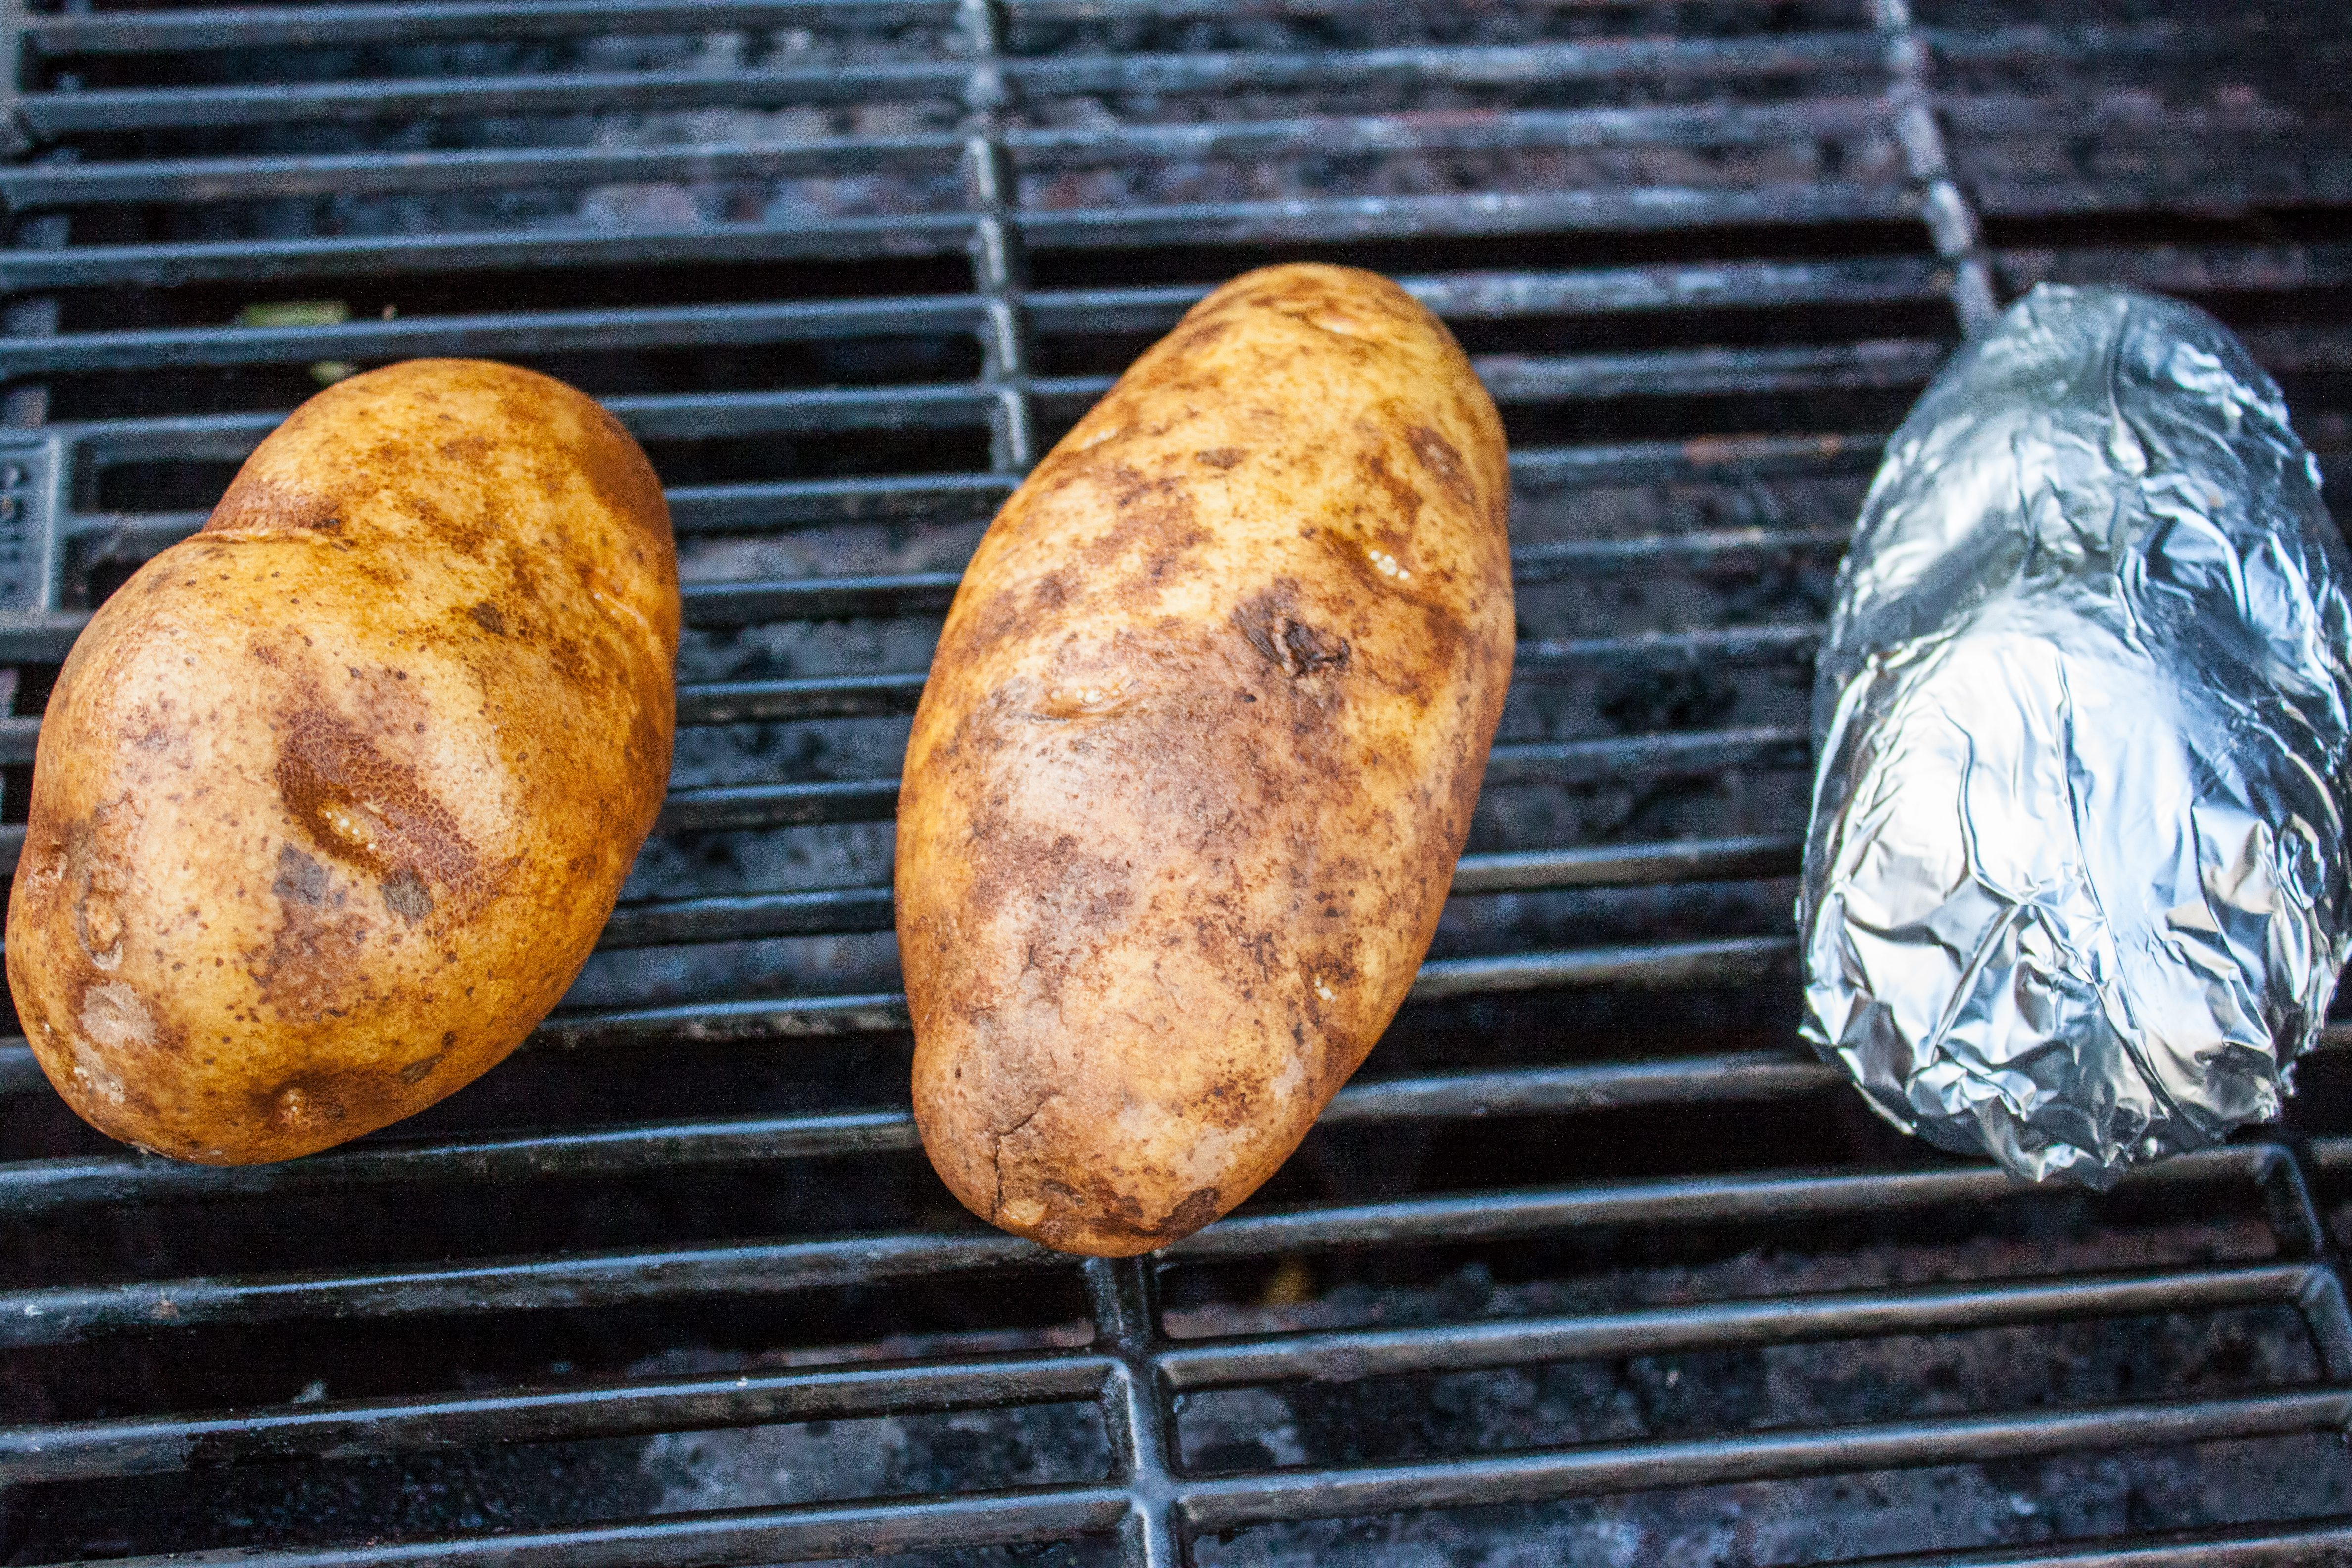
[1799,284,2352,1184]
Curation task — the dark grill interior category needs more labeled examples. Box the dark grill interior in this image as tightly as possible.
[0,0,2350,1563]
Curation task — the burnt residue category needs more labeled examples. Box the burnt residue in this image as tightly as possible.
[467,601,507,636]
[1235,591,1350,678]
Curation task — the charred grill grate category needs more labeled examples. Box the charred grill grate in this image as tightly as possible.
[0,0,2348,1563]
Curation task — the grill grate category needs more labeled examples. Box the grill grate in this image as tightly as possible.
[0,0,2349,1562]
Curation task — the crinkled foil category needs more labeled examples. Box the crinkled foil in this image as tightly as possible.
[1798,283,2352,1184]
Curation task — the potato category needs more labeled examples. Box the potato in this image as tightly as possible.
[6,360,677,1163]
[899,264,1513,1256]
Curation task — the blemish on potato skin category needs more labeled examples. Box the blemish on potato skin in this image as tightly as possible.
[380,868,434,922]
[1407,424,1475,508]
[1233,587,1349,678]
[275,697,482,908]
[902,263,1511,1256]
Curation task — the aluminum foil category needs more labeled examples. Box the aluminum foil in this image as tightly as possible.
[1798,283,2352,1184]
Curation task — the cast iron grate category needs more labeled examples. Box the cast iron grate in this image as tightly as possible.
[0,0,2348,1562]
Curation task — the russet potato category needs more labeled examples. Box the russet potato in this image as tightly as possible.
[6,359,677,1162]
[899,264,1513,1256]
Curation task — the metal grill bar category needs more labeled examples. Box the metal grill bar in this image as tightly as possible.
[20,1392,2346,1568]
[1473,338,1950,399]
[0,1149,2294,1350]
[658,618,1825,727]
[20,0,959,55]
[1172,1392,2352,1535]
[16,20,2234,135]
[960,0,1037,472]
[27,438,1882,616]
[1511,527,1853,581]
[1842,1518,2352,1567]
[0,1230,1060,1351]
[1972,174,2352,221]
[588,832,1804,951]
[1168,1146,2291,1261]
[1998,244,2352,296]
[0,1352,1119,1484]
[0,258,1949,376]
[1870,0,1999,333]
[0,185,1927,290]
[0,713,1819,821]
[525,933,1795,1051]
[1518,624,1822,675]
[13,0,1841,55]
[59,405,1892,473]
[639,725,1813,836]
[16,35,1908,134]
[49,1485,1135,1568]
[0,101,1904,208]
[0,1051,1846,1213]
[1153,1264,2332,1389]
[1478,725,1812,784]
[0,638,1825,760]
[564,831,1772,937]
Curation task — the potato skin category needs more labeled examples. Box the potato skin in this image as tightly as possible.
[899,264,1512,1256]
[6,360,677,1163]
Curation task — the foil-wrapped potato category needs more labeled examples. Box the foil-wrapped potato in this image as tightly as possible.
[1801,285,2352,1182]
[899,264,1514,1255]
[8,360,678,1162]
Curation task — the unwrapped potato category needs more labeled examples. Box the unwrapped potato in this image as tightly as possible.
[899,264,1513,1256]
[7,359,677,1162]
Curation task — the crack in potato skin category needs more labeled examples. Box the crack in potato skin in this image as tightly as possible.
[5,360,678,1164]
[899,265,1513,1257]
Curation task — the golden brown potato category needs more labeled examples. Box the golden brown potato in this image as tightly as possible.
[899,264,1513,1256]
[6,359,677,1163]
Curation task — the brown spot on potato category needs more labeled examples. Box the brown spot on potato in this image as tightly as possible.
[1407,424,1474,507]
[1071,1180,1224,1247]
[272,844,333,908]
[380,869,434,922]
[202,474,341,538]
[65,811,133,971]
[275,700,481,904]
[1234,590,1348,678]
[1195,448,1245,470]
[1357,448,1425,532]
[398,1053,444,1085]
[270,1082,346,1132]
[468,601,507,636]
